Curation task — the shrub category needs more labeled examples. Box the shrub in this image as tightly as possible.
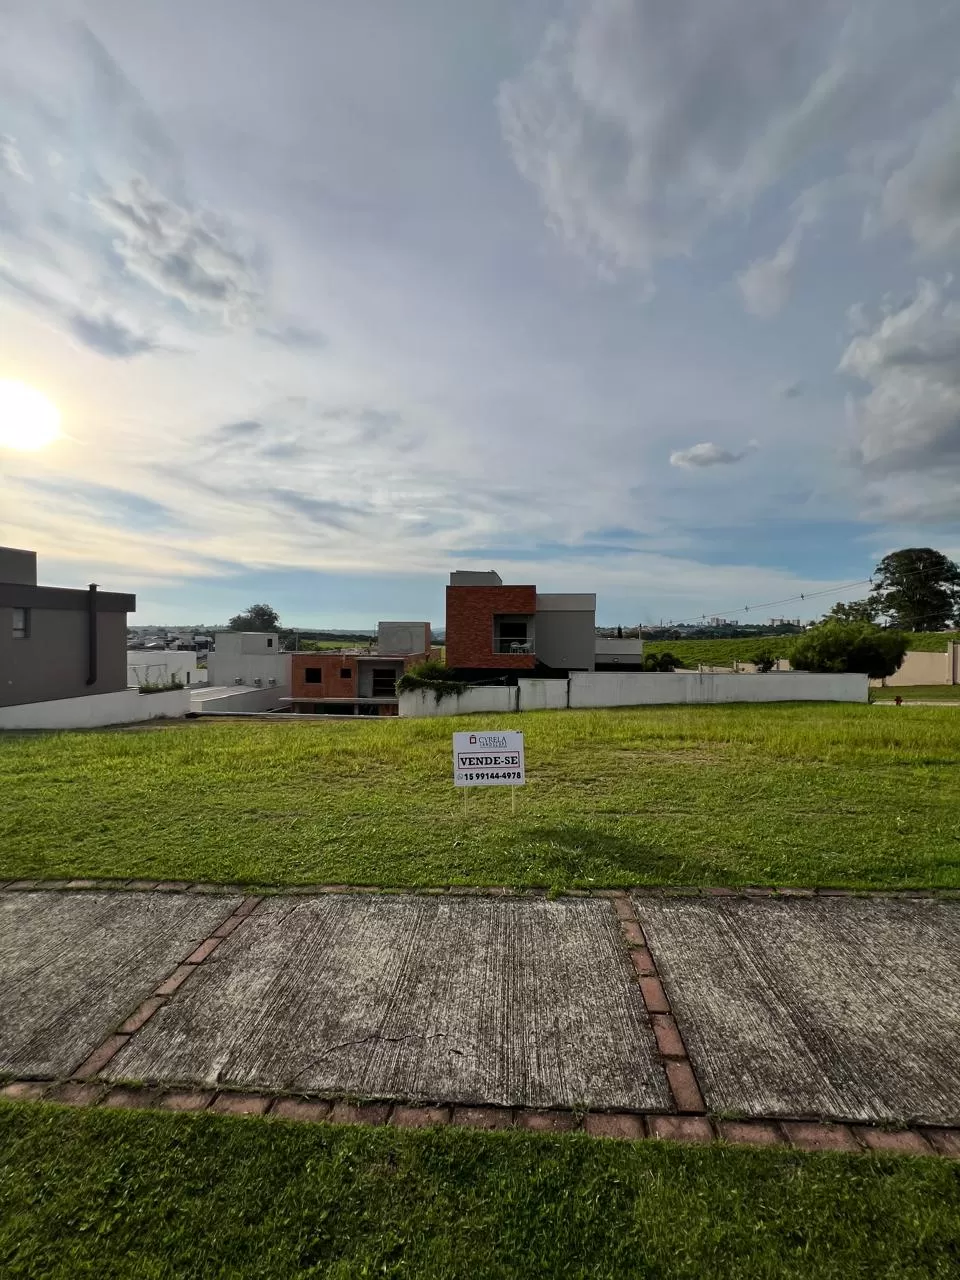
[395,662,469,703]
[788,621,907,680]
[752,647,777,673]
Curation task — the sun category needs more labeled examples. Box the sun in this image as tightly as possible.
[0,379,62,451]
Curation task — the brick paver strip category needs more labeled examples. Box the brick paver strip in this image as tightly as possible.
[73,1034,130,1079]
[103,1087,158,1110]
[718,1120,785,1147]
[184,937,222,965]
[854,1127,934,1156]
[517,1110,579,1133]
[117,997,166,1035]
[66,880,98,890]
[612,898,635,922]
[638,976,670,1014]
[584,1112,645,1140]
[0,1081,46,1101]
[272,1098,332,1123]
[45,1082,105,1106]
[159,1090,215,1112]
[126,881,159,890]
[925,1129,960,1157]
[648,1116,714,1144]
[153,963,197,997]
[329,1102,392,1126]
[651,1014,686,1059]
[451,1106,514,1130]
[782,1122,861,1153]
[390,1105,451,1128]
[630,949,657,977]
[211,1093,271,1116]
[620,921,645,947]
[665,1061,706,1114]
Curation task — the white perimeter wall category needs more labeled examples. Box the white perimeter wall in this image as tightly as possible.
[567,671,867,707]
[127,650,199,687]
[400,673,867,717]
[0,688,189,731]
[398,687,518,718]
[206,651,291,691]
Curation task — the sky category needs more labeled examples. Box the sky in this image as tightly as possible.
[1,0,959,628]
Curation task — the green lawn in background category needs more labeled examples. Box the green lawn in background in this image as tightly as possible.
[2,705,959,889]
[645,632,960,667]
[871,686,960,702]
[2,1102,958,1280]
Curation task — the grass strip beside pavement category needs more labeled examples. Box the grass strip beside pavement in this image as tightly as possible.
[871,686,960,702]
[2,705,960,890]
[2,1101,959,1279]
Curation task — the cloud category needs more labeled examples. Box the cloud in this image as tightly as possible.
[737,233,803,318]
[876,88,960,255]
[0,135,31,182]
[212,419,265,442]
[839,278,960,478]
[669,442,748,468]
[258,322,326,349]
[91,176,264,324]
[264,488,366,529]
[498,0,886,272]
[67,309,159,358]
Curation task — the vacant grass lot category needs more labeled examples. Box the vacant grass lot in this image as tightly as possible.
[2,1102,958,1280]
[2,705,959,889]
[872,686,960,702]
[645,632,960,667]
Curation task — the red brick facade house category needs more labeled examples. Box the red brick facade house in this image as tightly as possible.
[284,622,432,715]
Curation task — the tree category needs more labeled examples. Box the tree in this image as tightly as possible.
[616,624,623,639]
[228,603,280,632]
[752,646,777,673]
[826,599,878,624]
[788,620,907,680]
[869,548,960,632]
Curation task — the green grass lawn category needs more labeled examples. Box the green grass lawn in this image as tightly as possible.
[2,1102,958,1280]
[645,632,960,668]
[2,705,960,889]
[872,686,960,702]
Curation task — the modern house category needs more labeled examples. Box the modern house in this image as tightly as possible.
[1,545,135,708]
[444,570,643,680]
[284,621,432,715]
[196,630,292,713]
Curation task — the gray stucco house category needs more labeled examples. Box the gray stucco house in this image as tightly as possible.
[0,546,135,709]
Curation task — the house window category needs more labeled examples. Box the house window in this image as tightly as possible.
[304,667,323,684]
[494,615,532,654]
[267,637,274,647]
[12,607,29,639]
[371,668,398,697]
[340,667,351,679]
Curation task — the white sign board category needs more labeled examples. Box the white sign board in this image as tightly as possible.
[453,730,525,787]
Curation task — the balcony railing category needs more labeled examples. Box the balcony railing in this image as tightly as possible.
[495,639,532,654]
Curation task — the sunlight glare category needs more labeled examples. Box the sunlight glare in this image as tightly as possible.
[0,379,62,451]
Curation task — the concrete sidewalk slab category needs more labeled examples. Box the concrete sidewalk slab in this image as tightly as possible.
[107,894,669,1111]
[0,892,239,1077]
[635,895,960,1124]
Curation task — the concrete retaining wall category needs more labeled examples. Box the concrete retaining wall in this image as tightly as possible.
[398,686,517,718]
[190,686,287,714]
[0,687,190,731]
[875,645,959,687]
[568,671,868,707]
[518,678,569,711]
